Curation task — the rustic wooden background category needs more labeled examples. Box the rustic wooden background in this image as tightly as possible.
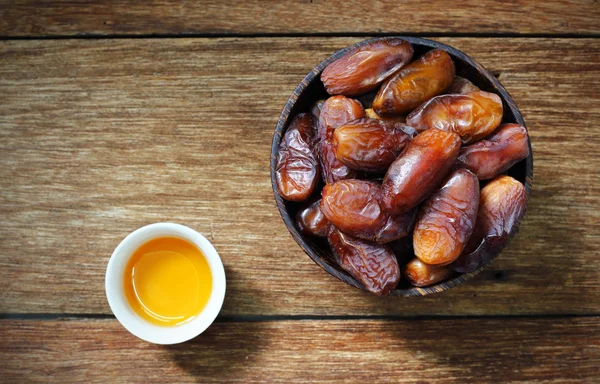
[1,1,599,383]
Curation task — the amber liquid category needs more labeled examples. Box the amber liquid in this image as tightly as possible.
[123,237,213,327]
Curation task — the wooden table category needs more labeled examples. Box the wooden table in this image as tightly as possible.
[1,1,599,382]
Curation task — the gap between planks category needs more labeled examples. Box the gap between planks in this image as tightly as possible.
[0,32,599,41]
[0,313,598,322]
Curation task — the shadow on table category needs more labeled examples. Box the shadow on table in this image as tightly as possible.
[164,267,267,381]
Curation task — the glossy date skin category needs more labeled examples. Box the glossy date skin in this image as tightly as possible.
[321,38,413,97]
[296,199,331,238]
[382,129,461,215]
[406,90,503,144]
[332,118,414,172]
[373,49,455,116]
[318,96,364,183]
[318,95,366,142]
[321,180,386,240]
[413,168,479,265]
[446,76,479,94]
[451,175,528,273]
[328,228,400,295]
[403,258,454,287]
[456,123,530,180]
[275,113,319,201]
[321,180,416,243]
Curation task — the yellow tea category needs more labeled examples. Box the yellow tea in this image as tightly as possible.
[123,236,212,326]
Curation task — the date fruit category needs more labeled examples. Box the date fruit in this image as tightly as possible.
[321,180,387,240]
[321,180,417,243]
[328,228,400,295]
[406,90,503,144]
[446,76,479,94]
[319,140,358,184]
[318,96,365,183]
[451,175,528,273]
[321,38,413,97]
[403,258,454,287]
[456,123,530,180]
[332,118,414,172]
[413,168,479,265]
[296,199,331,238]
[382,128,461,215]
[373,49,455,116]
[374,208,418,244]
[275,113,319,201]
[311,99,326,120]
[318,95,365,142]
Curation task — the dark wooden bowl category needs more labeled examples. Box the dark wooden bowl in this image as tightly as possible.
[270,37,533,296]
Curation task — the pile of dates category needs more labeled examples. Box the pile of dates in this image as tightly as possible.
[275,38,529,295]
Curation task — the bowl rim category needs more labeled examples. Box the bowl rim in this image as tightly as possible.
[270,36,533,297]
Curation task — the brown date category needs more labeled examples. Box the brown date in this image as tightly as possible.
[328,228,400,295]
[373,49,455,116]
[403,258,454,287]
[451,175,528,273]
[406,90,503,144]
[296,199,331,238]
[413,168,479,265]
[374,208,418,244]
[365,108,407,124]
[456,123,530,180]
[332,118,414,172]
[318,96,365,183]
[311,99,326,120]
[318,95,365,142]
[446,76,479,94]
[321,180,387,240]
[321,180,417,243]
[319,139,358,184]
[382,129,461,215]
[275,113,319,201]
[321,38,413,97]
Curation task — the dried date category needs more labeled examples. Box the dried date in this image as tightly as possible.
[328,228,400,295]
[406,90,503,144]
[321,38,413,97]
[382,129,461,215]
[275,113,319,201]
[319,139,358,184]
[373,49,455,116]
[456,123,530,180]
[318,95,365,142]
[451,175,528,273]
[296,200,331,237]
[332,118,414,172]
[403,258,454,287]
[413,168,479,265]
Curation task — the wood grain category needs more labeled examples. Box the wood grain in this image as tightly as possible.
[1,318,599,383]
[0,38,599,315]
[0,0,599,37]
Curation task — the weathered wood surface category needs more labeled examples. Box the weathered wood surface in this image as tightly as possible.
[0,38,599,315]
[1,318,599,383]
[1,0,599,37]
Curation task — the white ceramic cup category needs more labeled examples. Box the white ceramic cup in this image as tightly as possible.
[105,222,226,344]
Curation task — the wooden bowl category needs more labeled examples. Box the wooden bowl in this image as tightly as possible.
[270,37,533,296]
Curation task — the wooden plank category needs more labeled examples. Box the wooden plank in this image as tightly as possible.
[1,318,599,383]
[0,37,599,315]
[1,1,599,37]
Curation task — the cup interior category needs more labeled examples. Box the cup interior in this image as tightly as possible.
[105,222,226,344]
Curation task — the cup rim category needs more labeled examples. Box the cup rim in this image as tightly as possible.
[105,222,226,344]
